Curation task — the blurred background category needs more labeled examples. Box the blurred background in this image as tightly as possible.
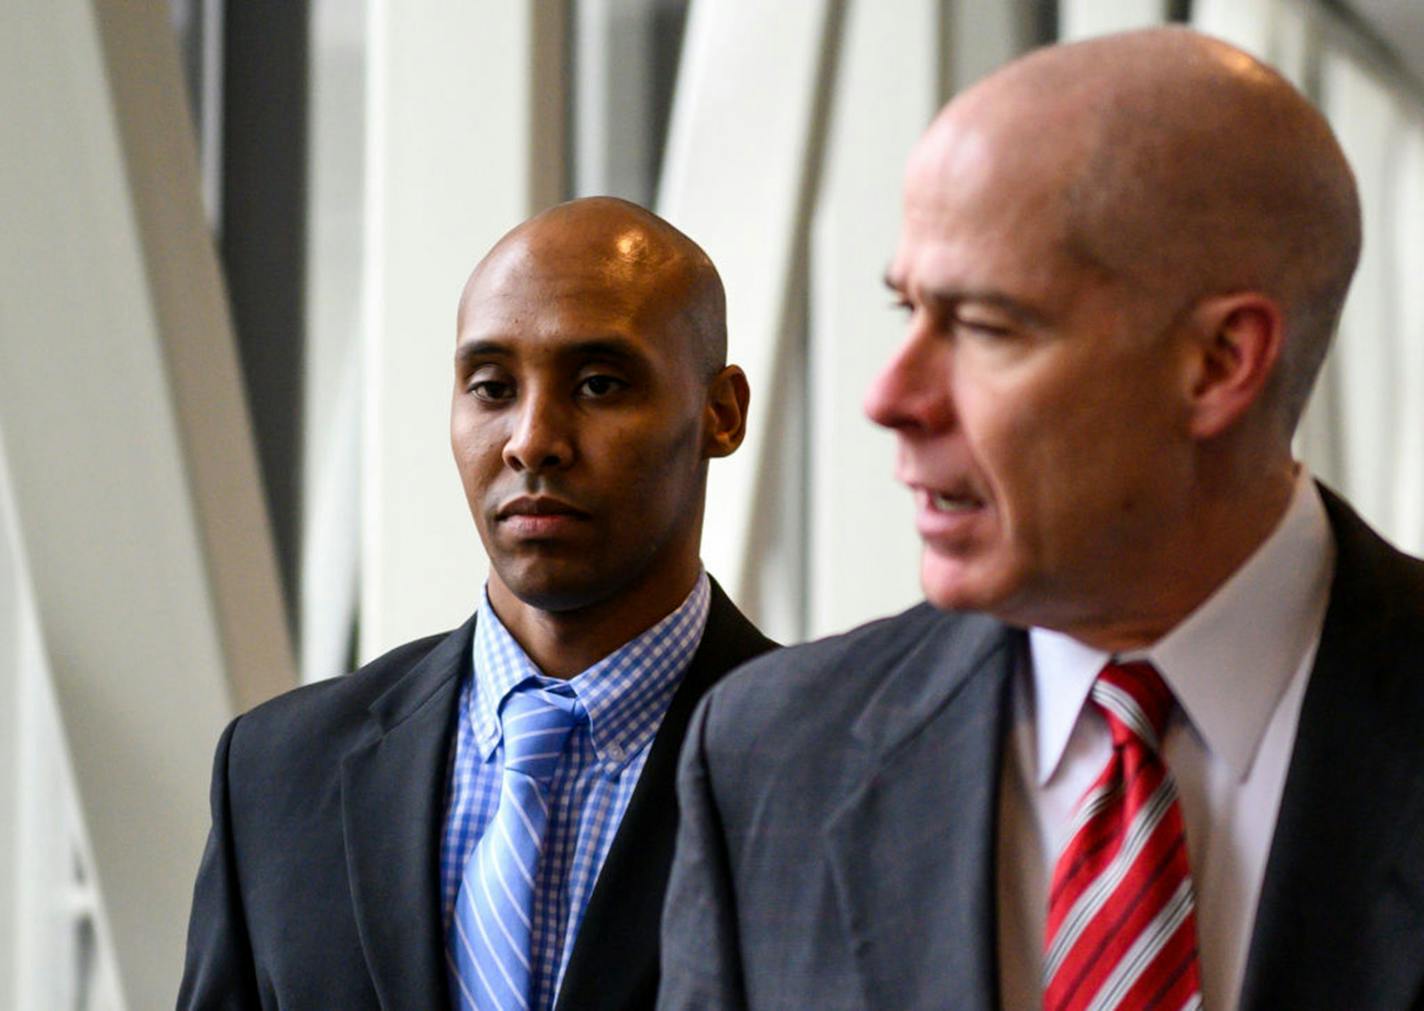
[1,0,1420,1006]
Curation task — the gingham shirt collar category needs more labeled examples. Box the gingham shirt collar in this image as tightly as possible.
[469,571,711,772]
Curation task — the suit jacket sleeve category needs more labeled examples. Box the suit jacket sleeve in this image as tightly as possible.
[657,692,749,1011]
[177,717,260,1010]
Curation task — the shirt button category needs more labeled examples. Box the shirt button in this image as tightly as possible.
[607,743,625,762]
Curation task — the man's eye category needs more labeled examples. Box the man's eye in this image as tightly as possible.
[469,379,514,402]
[954,316,1013,339]
[577,374,627,398]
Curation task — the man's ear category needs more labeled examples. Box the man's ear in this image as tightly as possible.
[1183,292,1285,440]
[703,365,750,459]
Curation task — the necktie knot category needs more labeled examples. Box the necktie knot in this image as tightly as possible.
[500,687,583,785]
[1090,660,1174,752]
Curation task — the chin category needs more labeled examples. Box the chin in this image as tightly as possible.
[493,561,610,614]
[919,549,1020,617]
[508,582,608,614]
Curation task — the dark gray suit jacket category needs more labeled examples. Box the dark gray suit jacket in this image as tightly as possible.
[179,579,774,1010]
[659,491,1424,1009]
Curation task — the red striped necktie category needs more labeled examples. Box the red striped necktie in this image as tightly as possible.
[1042,661,1203,1011]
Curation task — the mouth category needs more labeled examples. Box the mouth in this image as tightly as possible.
[908,483,989,542]
[496,495,589,521]
[927,490,984,513]
[494,495,591,539]
[905,478,986,513]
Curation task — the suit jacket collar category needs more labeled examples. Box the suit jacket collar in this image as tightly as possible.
[341,614,472,1009]
[821,486,1424,1010]
[824,607,1019,1011]
[554,578,775,1011]
[1238,485,1424,1008]
[340,581,773,1011]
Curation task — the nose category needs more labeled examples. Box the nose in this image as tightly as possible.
[502,387,575,473]
[863,329,953,433]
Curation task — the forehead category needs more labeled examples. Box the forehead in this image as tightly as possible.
[891,114,1095,301]
[458,241,688,360]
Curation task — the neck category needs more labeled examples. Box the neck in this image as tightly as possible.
[487,564,702,680]
[1060,460,1299,653]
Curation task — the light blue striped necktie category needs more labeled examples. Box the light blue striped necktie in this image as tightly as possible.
[449,685,583,1011]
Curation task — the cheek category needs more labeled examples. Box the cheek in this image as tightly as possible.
[615,413,703,502]
[957,374,1060,481]
[957,371,1099,540]
[1008,383,1172,541]
[451,421,506,488]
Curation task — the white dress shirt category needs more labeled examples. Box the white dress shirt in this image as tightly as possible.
[996,469,1335,1010]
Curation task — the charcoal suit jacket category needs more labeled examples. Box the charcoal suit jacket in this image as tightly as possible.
[659,489,1424,1009]
[179,578,774,1010]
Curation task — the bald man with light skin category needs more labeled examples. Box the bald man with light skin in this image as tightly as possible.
[660,28,1424,1011]
[180,197,775,1011]
[869,26,1360,646]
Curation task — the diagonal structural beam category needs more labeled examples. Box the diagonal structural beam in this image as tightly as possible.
[359,0,567,661]
[658,0,847,618]
[0,0,292,1003]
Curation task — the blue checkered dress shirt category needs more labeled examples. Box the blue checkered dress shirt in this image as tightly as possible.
[439,572,710,1010]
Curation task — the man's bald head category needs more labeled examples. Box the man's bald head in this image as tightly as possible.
[461,196,727,379]
[450,196,749,634]
[916,27,1360,429]
[875,28,1362,641]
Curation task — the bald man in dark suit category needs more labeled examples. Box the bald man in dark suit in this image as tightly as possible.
[181,198,775,1010]
[660,28,1424,1010]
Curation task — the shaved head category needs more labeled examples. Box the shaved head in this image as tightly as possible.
[450,195,748,649]
[461,196,727,379]
[916,27,1360,429]
[873,27,1363,643]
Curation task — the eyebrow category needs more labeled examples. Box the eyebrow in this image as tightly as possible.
[454,336,647,368]
[881,272,1049,328]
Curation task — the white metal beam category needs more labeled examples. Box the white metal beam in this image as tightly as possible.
[1320,53,1405,536]
[658,0,844,622]
[0,0,271,1002]
[2,447,123,1008]
[0,437,19,1009]
[1059,0,1170,41]
[806,0,940,637]
[303,0,370,681]
[90,1,296,712]
[1194,0,1277,58]
[573,0,660,201]
[948,0,1035,92]
[360,0,567,660]
[1391,126,1424,555]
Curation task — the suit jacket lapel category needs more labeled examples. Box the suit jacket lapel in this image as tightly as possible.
[554,579,776,1011]
[341,616,473,1009]
[824,610,1018,1011]
[1240,489,1424,1008]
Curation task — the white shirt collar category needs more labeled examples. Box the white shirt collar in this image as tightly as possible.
[1029,468,1335,786]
